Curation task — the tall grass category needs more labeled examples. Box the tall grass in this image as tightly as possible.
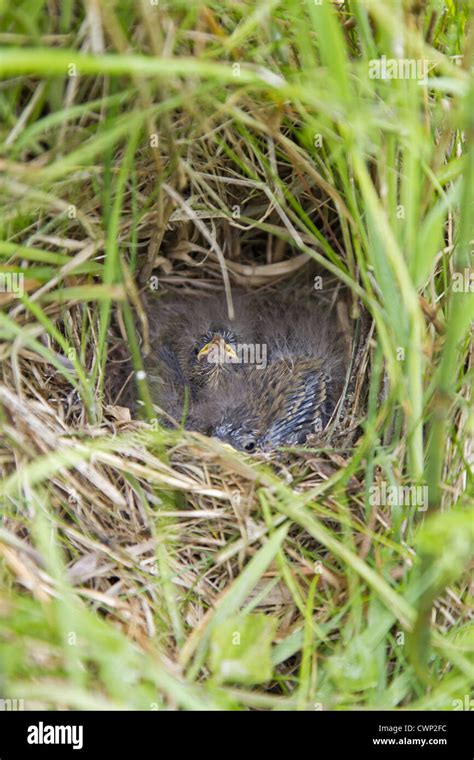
[0,0,472,710]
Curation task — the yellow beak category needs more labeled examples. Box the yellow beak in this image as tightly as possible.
[197,335,237,361]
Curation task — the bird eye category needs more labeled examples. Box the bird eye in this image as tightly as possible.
[243,439,256,452]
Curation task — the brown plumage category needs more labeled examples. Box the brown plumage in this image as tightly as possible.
[213,355,345,451]
[143,290,260,425]
[143,288,348,449]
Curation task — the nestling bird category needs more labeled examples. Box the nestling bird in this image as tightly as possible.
[143,288,348,450]
[213,292,348,450]
[143,290,260,425]
[213,355,345,452]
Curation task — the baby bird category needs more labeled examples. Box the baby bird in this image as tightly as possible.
[143,287,348,449]
[213,355,344,451]
[211,291,348,451]
[143,290,259,425]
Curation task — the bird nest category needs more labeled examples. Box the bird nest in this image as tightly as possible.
[1,141,402,701]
